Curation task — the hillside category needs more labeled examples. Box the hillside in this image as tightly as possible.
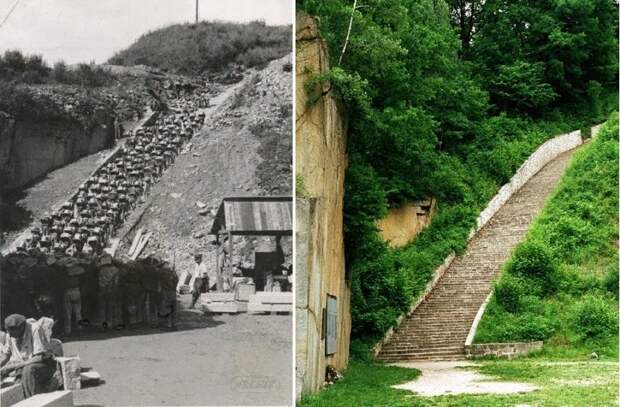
[115,54,293,275]
[475,113,619,357]
[108,20,292,75]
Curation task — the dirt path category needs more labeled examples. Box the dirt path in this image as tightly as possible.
[65,295,292,406]
[391,361,537,396]
[0,144,120,253]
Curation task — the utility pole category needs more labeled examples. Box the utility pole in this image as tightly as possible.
[195,0,199,23]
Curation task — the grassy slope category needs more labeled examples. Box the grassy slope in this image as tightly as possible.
[108,21,291,74]
[474,112,619,358]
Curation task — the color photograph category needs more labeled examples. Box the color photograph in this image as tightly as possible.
[295,0,619,406]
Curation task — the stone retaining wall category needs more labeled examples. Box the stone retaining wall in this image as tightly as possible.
[465,341,543,359]
[476,130,582,232]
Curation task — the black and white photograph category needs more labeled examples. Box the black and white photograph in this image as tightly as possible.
[0,1,293,405]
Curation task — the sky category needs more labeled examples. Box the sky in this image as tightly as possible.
[0,0,293,64]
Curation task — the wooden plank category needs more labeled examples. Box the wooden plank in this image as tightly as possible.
[11,391,73,407]
[131,232,151,260]
[127,228,143,256]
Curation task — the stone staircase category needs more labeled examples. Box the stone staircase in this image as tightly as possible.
[377,148,578,362]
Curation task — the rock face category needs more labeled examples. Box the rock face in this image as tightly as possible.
[295,14,350,397]
[377,199,436,247]
[0,111,114,190]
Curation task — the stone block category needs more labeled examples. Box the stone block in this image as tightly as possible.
[11,390,73,407]
[55,356,81,390]
[0,383,24,407]
[250,292,293,304]
[234,282,256,302]
[247,302,292,313]
[80,371,101,384]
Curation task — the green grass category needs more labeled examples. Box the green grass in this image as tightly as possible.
[299,358,620,407]
[299,360,421,406]
[474,112,619,355]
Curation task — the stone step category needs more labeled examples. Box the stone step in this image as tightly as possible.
[377,148,577,363]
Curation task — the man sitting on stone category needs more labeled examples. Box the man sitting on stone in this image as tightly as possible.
[0,314,57,398]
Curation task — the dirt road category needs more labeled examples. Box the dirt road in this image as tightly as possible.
[65,295,292,406]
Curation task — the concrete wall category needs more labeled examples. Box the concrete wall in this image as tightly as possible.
[295,13,351,397]
[377,199,435,247]
[0,111,114,191]
[465,341,543,359]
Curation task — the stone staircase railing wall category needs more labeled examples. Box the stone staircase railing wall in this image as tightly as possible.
[373,125,602,358]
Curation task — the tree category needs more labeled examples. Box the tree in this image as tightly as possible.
[446,0,483,56]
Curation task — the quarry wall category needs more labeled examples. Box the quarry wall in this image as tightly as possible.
[0,111,114,190]
[295,14,350,397]
[377,199,435,247]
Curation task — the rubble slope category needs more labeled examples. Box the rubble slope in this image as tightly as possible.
[116,54,293,274]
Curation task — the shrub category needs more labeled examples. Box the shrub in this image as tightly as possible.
[571,295,618,339]
[518,314,556,341]
[603,260,619,299]
[494,275,525,312]
[108,20,291,74]
[489,61,557,113]
[507,241,558,294]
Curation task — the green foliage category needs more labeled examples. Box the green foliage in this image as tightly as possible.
[476,113,619,349]
[571,294,618,339]
[507,241,558,294]
[298,0,618,346]
[603,258,619,299]
[471,0,619,113]
[295,175,310,199]
[489,61,557,113]
[108,20,291,74]
[494,275,525,312]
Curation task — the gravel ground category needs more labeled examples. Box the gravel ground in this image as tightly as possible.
[64,295,292,406]
[391,361,537,396]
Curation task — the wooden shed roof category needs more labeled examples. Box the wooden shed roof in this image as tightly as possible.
[209,196,292,236]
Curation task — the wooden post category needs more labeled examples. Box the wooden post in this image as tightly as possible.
[215,233,222,292]
[227,231,233,290]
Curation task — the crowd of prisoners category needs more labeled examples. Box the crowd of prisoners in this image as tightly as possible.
[14,93,209,258]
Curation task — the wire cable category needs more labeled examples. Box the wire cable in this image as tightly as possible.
[0,0,22,30]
